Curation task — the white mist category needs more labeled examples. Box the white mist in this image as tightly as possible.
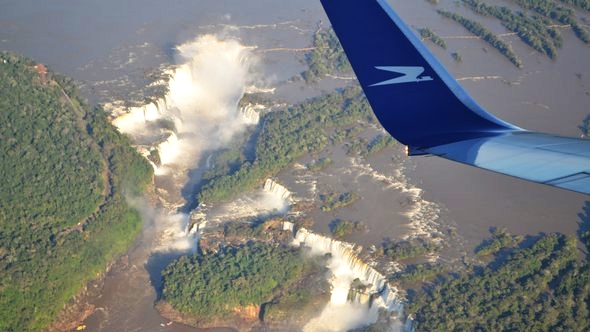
[293,228,404,332]
[112,34,260,174]
[110,35,264,252]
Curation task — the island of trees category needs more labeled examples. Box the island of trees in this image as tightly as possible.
[431,0,590,67]
[301,28,352,82]
[419,27,447,49]
[438,9,524,68]
[158,224,330,330]
[197,84,375,204]
[0,52,152,331]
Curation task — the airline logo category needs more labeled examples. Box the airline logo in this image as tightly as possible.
[370,66,433,86]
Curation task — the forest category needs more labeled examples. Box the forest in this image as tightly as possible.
[197,84,375,203]
[160,242,328,323]
[434,0,590,67]
[301,28,352,82]
[407,231,590,331]
[438,10,524,68]
[0,52,153,331]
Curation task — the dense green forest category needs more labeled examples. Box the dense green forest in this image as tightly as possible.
[407,232,590,331]
[462,0,563,59]
[160,242,328,321]
[0,52,152,331]
[329,219,365,238]
[319,192,360,212]
[512,0,590,43]
[301,28,351,82]
[197,85,375,203]
[419,27,447,49]
[559,0,590,11]
[434,0,590,66]
[438,10,524,68]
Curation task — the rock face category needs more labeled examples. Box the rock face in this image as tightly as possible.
[232,305,260,321]
[156,301,259,331]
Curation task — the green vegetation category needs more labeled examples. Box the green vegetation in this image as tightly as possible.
[512,0,590,43]
[393,263,448,285]
[0,52,152,331]
[438,10,524,68]
[475,227,522,256]
[200,146,248,185]
[330,126,363,145]
[451,52,463,62]
[160,242,326,320]
[559,0,590,11]
[330,219,364,238]
[408,232,590,331]
[380,238,440,261]
[419,27,447,49]
[365,134,396,156]
[436,0,590,65]
[462,0,563,59]
[345,134,396,157]
[307,157,333,171]
[320,192,360,212]
[302,28,352,82]
[198,85,375,203]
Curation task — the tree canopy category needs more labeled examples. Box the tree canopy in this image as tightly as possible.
[0,52,152,331]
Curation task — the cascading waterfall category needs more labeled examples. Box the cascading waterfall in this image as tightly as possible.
[290,227,404,331]
[263,178,292,200]
[109,34,262,177]
[239,102,263,124]
[107,34,271,253]
[197,179,292,224]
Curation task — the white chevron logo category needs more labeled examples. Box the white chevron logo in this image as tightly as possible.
[370,66,433,86]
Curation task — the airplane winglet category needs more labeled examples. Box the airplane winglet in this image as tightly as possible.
[320,0,521,152]
[320,0,590,195]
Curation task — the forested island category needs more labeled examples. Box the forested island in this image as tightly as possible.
[158,232,330,330]
[197,84,376,204]
[0,52,152,331]
[429,0,590,67]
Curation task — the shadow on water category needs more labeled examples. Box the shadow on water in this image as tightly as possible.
[145,250,190,300]
[180,153,213,214]
[164,41,180,61]
[179,122,263,214]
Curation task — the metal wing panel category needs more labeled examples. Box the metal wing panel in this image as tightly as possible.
[424,132,590,195]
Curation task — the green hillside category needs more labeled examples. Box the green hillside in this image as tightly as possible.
[0,52,152,331]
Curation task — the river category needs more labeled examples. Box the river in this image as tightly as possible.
[2,0,589,331]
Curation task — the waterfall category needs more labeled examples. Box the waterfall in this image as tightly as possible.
[292,228,404,331]
[239,103,262,124]
[108,34,266,176]
[282,221,294,232]
[105,34,276,254]
[294,228,401,308]
[263,178,292,200]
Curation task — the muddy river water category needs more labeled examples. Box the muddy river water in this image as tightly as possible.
[2,0,589,331]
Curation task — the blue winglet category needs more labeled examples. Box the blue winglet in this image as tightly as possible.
[320,0,590,195]
[320,0,521,152]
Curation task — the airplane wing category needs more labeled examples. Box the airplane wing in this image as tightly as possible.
[320,0,590,195]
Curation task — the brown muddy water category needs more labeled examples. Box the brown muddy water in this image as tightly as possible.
[2,0,590,330]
